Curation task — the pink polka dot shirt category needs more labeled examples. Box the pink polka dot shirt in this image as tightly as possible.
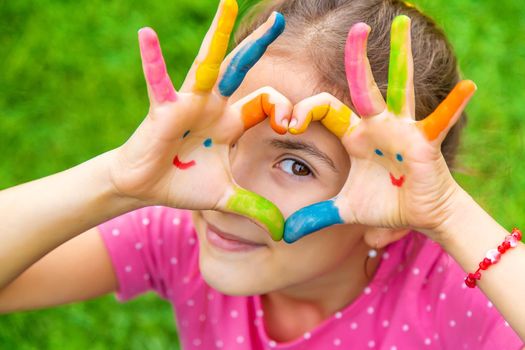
[97,206,524,349]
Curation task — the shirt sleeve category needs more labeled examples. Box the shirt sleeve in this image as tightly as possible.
[431,253,524,349]
[97,206,198,302]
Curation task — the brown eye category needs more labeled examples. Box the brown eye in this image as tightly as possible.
[278,159,312,177]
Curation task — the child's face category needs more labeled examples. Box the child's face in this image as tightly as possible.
[193,54,369,296]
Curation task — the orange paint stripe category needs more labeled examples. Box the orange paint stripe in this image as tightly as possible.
[241,94,286,134]
[418,80,476,141]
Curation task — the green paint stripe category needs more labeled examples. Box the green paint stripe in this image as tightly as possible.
[226,188,284,241]
[387,15,410,115]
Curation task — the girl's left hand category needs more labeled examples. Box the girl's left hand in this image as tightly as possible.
[284,15,476,244]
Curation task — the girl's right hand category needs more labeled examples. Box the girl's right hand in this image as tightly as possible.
[108,0,292,240]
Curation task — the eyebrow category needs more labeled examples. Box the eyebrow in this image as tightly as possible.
[267,138,338,172]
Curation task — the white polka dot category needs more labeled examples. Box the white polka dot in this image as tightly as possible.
[382,252,390,259]
[424,338,431,345]
[504,321,510,327]
[461,282,467,289]
[135,242,143,250]
[236,335,244,344]
[193,338,201,346]
[173,217,181,225]
[390,346,398,350]
[412,267,420,275]
[199,314,206,322]
[487,301,493,308]
[333,338,341,346]
[367,340,375,348]
[364,287,372,295]
[367,306,374,314]
[189,237,196,245]
[449,320,456,327]
[426,304,432,312]
[256,309,264,318]
[382,320,390,328]
[303,332,311,340]
[466,310,472,317]
[124,265,132,273]
[143,273,150,280]
[269,340,277,348]
[402,324,410,332]
[215,340,223,348]
[187,299,195,307]
[142,217,150,226]
[111,228,120,236]
[439,292,447,300]
[335,312,342,319]
[230,310,239,318]
[350,322,358,330]
[437,266,444,273]
[170,257,178,265]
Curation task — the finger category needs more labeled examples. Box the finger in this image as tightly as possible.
[283,199,343,243]
[138,28,177,104]
[345,22,386,117]
[220,186,284,241]
[181,0,238,93]
[290,93,357,138]
[386,15,415,118]
[216,12,285,97]
[231,87,293,135]
[417,80,477,142]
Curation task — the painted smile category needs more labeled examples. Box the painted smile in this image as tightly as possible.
[389,173,405,187]
[173,155,196,170]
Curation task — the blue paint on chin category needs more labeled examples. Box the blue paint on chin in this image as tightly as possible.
[218,12,285,97]
[283,199,344,243]
[203,138,213,148]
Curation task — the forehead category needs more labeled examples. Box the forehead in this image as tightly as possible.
[230,54,320,105]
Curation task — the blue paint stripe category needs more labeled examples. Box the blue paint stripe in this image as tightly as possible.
[283,199,344,243]
[218,12,285,97]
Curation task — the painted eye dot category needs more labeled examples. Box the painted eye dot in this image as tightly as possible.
[396,153,404,162]
[375,149,384,157]
[182,130,190,139]
[203,138,213,148]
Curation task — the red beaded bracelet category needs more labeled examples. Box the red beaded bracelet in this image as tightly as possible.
[465,228,522,288]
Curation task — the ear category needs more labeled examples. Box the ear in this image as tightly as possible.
[363,227,410,249]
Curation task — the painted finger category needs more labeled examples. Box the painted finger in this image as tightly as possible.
[345,22,386,117]
[386,15,415,118]
[417,80,477,143]
[290,93,357,138]
[232,87,292,135]
[182,0,238,93]
[283,199,344,243]
[216,12,285,97]
[220,186,284,241]
[138,28,177,104]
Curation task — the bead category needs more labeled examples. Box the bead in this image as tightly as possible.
[465,276,477,288]
[505,235,518,248]
[479,260,489,270]
[368,249,378,258]
[473,272,481,280]
[512,228,522,241]
[498,245,507,254]
[485,249,501,264]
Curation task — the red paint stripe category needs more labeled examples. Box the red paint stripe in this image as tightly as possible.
[173,155,196,170]
[390,173,405,187]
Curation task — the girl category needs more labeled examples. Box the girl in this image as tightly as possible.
[1,0,524,349]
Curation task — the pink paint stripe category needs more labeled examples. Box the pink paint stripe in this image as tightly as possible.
[138,28,177,103]
[345,23,378,117]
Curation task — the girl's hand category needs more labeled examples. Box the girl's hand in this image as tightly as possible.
[109,0,292,240]
[284,15,476,244]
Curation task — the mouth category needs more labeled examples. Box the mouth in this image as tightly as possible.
[206,222,267,253]
[173,155,196,170]
[389,173,405,187]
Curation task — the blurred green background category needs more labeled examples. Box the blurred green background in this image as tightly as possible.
[0,0,524,348]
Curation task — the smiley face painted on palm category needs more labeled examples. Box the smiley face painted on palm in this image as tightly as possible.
[172,130,213,170]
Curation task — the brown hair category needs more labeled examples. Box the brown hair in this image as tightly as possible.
[235,0,466,168]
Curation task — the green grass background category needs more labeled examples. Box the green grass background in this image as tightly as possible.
[0,0,524,348]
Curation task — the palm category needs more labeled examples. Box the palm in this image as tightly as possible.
[284,16,476,243]
[109,1,290,240]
